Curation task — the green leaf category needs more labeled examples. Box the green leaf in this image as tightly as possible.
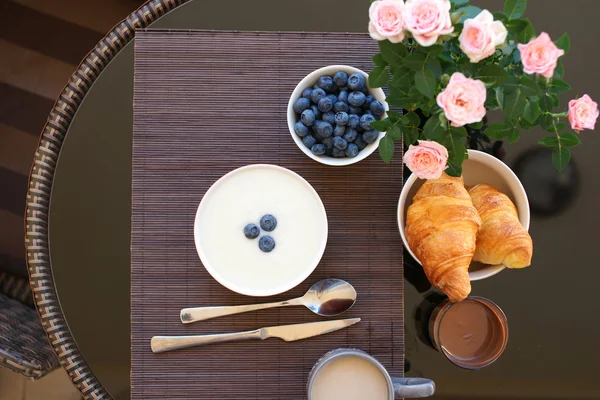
[443,130,467,177]
[524,100,541,124]
[405,111,421,128]
[372,54,387,67]
[379,40,408,65]
[425,45,444,57]
[388,124,402,141]
[371,119,392,131]
[404,53,427,71]
[506,19,530,34]
[469,121,484,129]
[553,59,564,79]
[520,75,541,96]
[493,11,508,22]
[538,136,558,147]
[539,94,554,112]
[450,126,468,137]
[552,146,571,172]
[387,110,402,122]
[559,132,582,147]
[516,19,535,43]
[486,123,519,140]
[539,114,553,130]
[369,67,390,89]
[496,87,505,110]
[550,93,560,107]
[520,118,534,131]
[555,33,571,55]
[379,135,395,164]
[504,88,527,121]
[415,67,437,99]
[423,116,446,142]
[450,0,469,6]
[550,79,571,94]
[403,126,419,145]
[460,5,483,22]
[502,76,520,94]
[476,64,507,88]
[504,0,527,20]
[427,58,442,79]
[391,67,413,90]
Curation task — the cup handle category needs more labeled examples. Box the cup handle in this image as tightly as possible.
[391,377,435,398]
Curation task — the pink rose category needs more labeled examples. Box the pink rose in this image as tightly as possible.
[517,32,565,78]
[436,73,487,127]
[404,0,453,47]
[568,95,599,131]
[404,140,449,180]
[369,0,406,43]
[459,10,507,63]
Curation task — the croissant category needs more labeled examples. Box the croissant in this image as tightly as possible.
[406,173,481,302]
[468,184,533,269]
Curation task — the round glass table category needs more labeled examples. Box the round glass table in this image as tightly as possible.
[26,0,600,398]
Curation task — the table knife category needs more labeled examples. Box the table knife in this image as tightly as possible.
[150,318,360,353]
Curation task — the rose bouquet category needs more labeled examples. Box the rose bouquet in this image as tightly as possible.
[367,0,598,179]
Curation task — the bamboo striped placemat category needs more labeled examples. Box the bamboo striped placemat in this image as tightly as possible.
[132,29,404,399]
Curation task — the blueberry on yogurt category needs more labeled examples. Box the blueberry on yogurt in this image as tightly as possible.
[260,214,278,232]
[259,236,276,253]
[243,223,260,239]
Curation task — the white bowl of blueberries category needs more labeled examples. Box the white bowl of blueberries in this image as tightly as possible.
[287,65,388,166]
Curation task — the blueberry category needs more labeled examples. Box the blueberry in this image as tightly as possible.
[322,136,334,150]
[332,148,346,158]
[301,88,313,100]
[260,214,278,231]
[302,135,317,149]
[333,136,348,150]
[364,95,374,105]
[337,90,349,103]
[301,109,316,127]
[311,88,327,104]
[322,111,336,125]
[327,94,338,105]
[348,91,366,107]
[360,114,376,130]
[343,128,358,142]
[348,114,360,128]
[363,110,373,115]
[258,236,276,252]
[349,106,363,115]
[333,71,348,87]
[317,76,335,93]
[311,144,327,156]
[348,73,366,91]
[313,84,320,89]
[345,143,359,158]
[318,97,333,112]
[354,134,367,150]
[293,97,311,114]
[370,101,385,116]
[311,105,322,119]
[244,223,260,239]
[334,112,349,126]
[315,120,333,138]
[294,121,309,137]
[333,101,349,113]
[339,86,349,92]
[333,125,346,137]
[362,130,379,144]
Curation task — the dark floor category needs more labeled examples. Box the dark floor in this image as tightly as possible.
[0,0,144,397]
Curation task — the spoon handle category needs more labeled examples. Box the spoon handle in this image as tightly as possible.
[180,297,304,323]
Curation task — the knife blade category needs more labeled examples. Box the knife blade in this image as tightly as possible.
[151,318,361,353]
[263,318,361,342]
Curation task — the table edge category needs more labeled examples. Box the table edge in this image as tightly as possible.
[24,1,192,399]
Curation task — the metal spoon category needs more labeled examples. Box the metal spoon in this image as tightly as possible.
[180,278,357,324]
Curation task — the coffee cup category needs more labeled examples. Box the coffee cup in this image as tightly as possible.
[307,348,435,399]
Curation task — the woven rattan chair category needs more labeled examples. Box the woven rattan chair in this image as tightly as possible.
[0,269,59,380]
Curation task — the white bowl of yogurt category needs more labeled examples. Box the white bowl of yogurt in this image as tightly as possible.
[194,164,328,296]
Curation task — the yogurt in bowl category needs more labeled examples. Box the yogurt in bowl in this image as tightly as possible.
[194,164,328,296]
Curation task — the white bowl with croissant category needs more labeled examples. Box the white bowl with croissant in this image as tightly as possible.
[398,150,532,299]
